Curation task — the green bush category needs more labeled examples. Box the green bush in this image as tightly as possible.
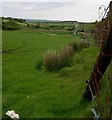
[35,24,42,29]
[44,46,74,71]
[2,21,20,30]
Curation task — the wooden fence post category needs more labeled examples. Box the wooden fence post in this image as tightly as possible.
[83,26,112,100]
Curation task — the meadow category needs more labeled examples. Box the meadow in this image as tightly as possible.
[2,21,111,118]
[2,29,98,118]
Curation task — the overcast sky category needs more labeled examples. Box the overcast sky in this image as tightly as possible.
[1,0,111,22]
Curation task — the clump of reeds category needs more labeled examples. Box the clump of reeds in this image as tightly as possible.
[44,45,74,71]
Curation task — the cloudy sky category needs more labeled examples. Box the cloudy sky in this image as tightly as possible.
[1,0,111,22]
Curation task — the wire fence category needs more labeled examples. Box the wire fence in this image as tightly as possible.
[90,2,112,119]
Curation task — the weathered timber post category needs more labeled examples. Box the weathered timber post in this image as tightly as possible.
[83,26,112,100]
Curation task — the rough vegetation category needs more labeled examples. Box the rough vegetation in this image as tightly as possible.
[44,41,89,71]
[2,14,111,118]
[44,46,74,71]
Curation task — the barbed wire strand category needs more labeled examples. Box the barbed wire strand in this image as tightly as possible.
[88,3,111,119]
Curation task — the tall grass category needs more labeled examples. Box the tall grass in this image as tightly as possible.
[44,45,74,71]
[69,41,89,52]
[44,40,90,71]
[44,49,58,71]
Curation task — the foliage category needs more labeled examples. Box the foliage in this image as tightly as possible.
[2,17,26,30]
[35,23,42,29]
[2,21,20,30]
[2,16,95,33]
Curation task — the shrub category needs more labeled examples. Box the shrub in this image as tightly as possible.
[44,46,74,71]
[2,21,20,30]
[35,24,42,29]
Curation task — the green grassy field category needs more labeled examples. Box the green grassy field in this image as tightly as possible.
[2,30,110,118]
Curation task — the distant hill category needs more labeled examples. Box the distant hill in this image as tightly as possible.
[2,17,78,24]
[25,19,61,23]
[25,19,77,23]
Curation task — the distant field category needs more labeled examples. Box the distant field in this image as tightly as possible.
[3,30,109,118]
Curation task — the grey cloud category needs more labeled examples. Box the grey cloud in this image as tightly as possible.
[2,2,68,12]
[1,0,110,3]
[1,0,83,2]
[2,0,110,22]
